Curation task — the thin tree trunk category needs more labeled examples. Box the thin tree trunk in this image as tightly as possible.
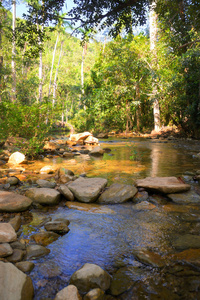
[0,17,3,102]
[52,40,64,106]
[37,23,43,102]
[11,0,16,102]
[48,33,59,98]
[150,0,160,131]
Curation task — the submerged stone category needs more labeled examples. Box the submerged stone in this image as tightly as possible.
[167,190,200,204]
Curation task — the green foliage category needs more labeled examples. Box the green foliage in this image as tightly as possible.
[0,102,53,157]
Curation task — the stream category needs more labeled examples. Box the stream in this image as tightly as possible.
[20,137,200,299]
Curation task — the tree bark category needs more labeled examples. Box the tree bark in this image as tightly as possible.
[53,40,64,106]
[150,0,160,131]
[48,33,59,98]
[11,0,16,102]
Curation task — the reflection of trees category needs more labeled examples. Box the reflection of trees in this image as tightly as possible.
[150,144,161,177]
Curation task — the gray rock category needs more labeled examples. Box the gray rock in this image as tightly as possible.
[68,177,107,203]
[70,263,111,294]
[36,179,56,189]
[136,177,191,194]
[0,243,13,258]
[133,191,149,203]
[6,249,25,263]
[97,183,137,204]
[9,215,21,232]
[54,285,81,300]
[15,261,35,273]
[10,241,26,250]
[38,260,62,278]
[90,146,105,157]
[0,223,17,243]
[31,231,60,246]
[0,261,34,300]
[44,221,70,234]
[58,184,74,201]
[167,190,200,204]
[6,177,19,185]
[26,245,50,260]
[0,191,32,212]
[25,188,61,205]
[63,152,75,158]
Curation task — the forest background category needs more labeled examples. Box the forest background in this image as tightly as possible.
[0,0,200,157]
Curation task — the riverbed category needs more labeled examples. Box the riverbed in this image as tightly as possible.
[19,137,200,299]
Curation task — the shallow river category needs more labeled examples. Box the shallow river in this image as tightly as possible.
[21,137,200,299]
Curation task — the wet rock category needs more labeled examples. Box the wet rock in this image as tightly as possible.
[90,146,105,157]
[167,190,200,204]
[26,244,50,259]
[84,288,105,300]
[136,177,191,194]
[44,221,70,234]
[36,179,56,189]
[172,234,200,250]
[31,231,60,246]
[8,151,26,165]
[0,223,17,243]
[0,191,32,212]
[39,260,62,278]
[63,152,75,158]
[25,188,61,205]
[70,263,111,294]
[133,191,149,203]
[132,201,156,211]
[97,183,137,204]
[66,202,115,214]
[0,261,34,300]
[58,185,74,201]
[54,284,82,300]
[167,249,200,267]
[15,261,35,273]
[68,177,107,203]
[6,249,25,263]
[9,215,21,232]
[132,249,166,268]
[10,241,26,250]
[0,243,13,258]
[6,176,19,185]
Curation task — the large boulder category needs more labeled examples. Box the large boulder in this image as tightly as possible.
[69,132,92,143]
[70,263,111,294]
[0,223,17,243]
[8,152,26,165]
[97,183,138,204]
[0,261,34,300]
[68,177,107,203]
[136,177,190,194]
[84,135,99,145]
[25,188,61,205]
[0,191,32,212]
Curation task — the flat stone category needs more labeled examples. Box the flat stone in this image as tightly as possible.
[0,261,34,300]
[15,261,35,273]
[69,132,92,143]
[63,152,75,158]
[132,249,166,268]
[136,177,190,194]
[167,249,200,267]
[0,223,17,243]
[0,191,32,212]
[97,183,137,204]
[0,243,13,258]
[172,234,200,250]
[68,177,107,203]
[54,285,82,300]
[167,190,200,204]
[25,188,61,205]
[31,231,60,246]
[70,263,111,294]
[36,179,56,189]
[26,245,50,260]
[132,201,156,211]
[58,184,74,201]
[66,202,115,214]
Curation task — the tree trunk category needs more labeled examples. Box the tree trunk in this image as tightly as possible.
[48,33,59,98]
[11,0,16,102]
[37,23,44,102]
[53,40,64,106]
[150,0,160,131]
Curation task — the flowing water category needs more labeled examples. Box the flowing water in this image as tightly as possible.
[20,137,200,299]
